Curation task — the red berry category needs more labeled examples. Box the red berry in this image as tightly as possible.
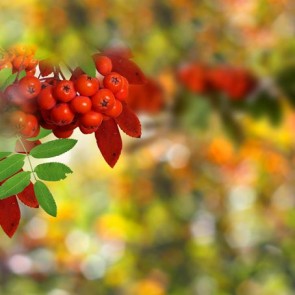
[51,103,75,126]
[79,110,103,132]
[10,110,27,131]
[91,89,115,112]
[53,80,76,102]
[79,124,96,134]
[20,100,38,113]
[115,77,129,101]
[20,114,39,138]
[26,57,38,71]
[74,74,99,96]
[104,99,123,118]
[94,55,113,76]
[12,56,29,71]
[37,86,56,110]
[103,72,123,93]
[0,60,12,70]
[25,68,36,77]
[70,96,92,114]
[53,127,74,138]
[18,76,41,100]
[5,84,22,106]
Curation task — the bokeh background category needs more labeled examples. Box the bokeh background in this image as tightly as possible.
[1,0,295,294]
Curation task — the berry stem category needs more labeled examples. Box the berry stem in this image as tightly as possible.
[16,136,38,182]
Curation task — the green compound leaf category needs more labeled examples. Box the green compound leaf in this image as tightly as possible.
[1,73,17,90]
[27,127,52,141]
[0,171,31,200]
[18,70,26,80]
[34,181,57,217]
[80,55,96,78]
[0,154,26,182]
[34,162,73,181]
[0,152,12,160]
[0,68,12,88]
[30,139,77,158]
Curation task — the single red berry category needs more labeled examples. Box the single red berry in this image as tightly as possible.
[26,56,38,71]
[79,124,96,134]
[10,110,27,131]
[5,84,22,106]
[94,55,113,76]
[53,127,74,138]
[18,76,42,100]
[20,114,39,138]
[91,88,115,112]
[104,99,123,118]
[0,60,12,70]
[25,68,36,77]
[20,100,38,114]
[74,74,99,96]
[103,72,123,93]
[115,76,129,101]
[50,103,75,126]
[37,86,56,110]
[70,96,92,114]
[12,56,29,71]
[53,80,76,102]
[79,110,103,132]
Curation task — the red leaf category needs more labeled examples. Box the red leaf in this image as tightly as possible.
[0,196,21,238]
[115,103,142,138]
[106,54,146,85]
[95,119,122,168]
[103,47,133,59]
[17,182,39,208]
[15,138,41,154]
[127,77,165,113]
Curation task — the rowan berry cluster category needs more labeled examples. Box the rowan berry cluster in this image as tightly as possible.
[0,44,38,75]
[3,54,130,141]
[178,63,256,100]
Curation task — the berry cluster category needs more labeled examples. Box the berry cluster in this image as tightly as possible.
[0,46,144,169]
[4,56,130,140]
[0,44,38,75]
[178,63,257,100]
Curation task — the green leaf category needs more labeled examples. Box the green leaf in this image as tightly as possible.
[34,162,73,181]
[1,73,17,90]
[34,181,57,217]
[0,68,12,88]
[18,70,26,80]
[0,152,12,160]
[80,55,96,77]
[27,127,52,141]
[30,139,77,158]
[0,171,31,200]
[0,154,26,182]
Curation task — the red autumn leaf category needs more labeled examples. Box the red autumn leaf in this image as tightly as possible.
[0,195,21,238]
[15,138,41,154]
[115,103,142,138]
[105,54,146,85]
[17,182,39,208]
[127,77,165,114]
[95,119,122,168]
[102,47,133,59]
